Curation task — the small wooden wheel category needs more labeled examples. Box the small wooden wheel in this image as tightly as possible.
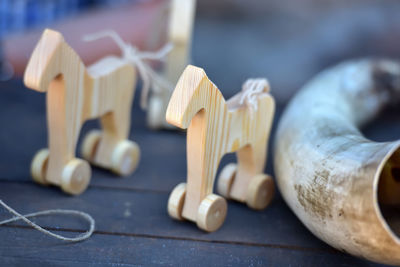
[61,159,91,195]
[167,183,187,220]
[196,194,227,232]
[81,130,102,162]
[111,140,140,176]
[147,96,164,129]
[246,174,275,210]
[31,149,50,185]
[217,163,237,198]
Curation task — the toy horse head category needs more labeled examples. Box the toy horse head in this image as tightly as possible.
[166,65,220,129]
[24,29,65,92]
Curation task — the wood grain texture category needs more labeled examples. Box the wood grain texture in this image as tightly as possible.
[23,29,140,195]
[0,226,379,267]
[166,65,275,231]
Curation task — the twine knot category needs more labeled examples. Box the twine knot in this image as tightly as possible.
[239,78,270,112]
[83,30,173,109]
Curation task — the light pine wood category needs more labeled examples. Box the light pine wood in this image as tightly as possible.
[167,182,187,220]
[196,194,227,232]
[24,29,140,195]
[147,0,197,129]
[166,65,275,232]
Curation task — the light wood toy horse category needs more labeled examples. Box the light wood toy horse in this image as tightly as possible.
[24,29,140,195]
[166,65,275,232]
[147,0,196,129]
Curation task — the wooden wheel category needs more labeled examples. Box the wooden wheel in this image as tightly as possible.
[246,174,275,210]
[167,183,187,220]
[81,130,101,162]
[196,194,227,232]
[111,140,140,176]
[61,159,91,195]
[31,149,50,185]
[217,163,237,198]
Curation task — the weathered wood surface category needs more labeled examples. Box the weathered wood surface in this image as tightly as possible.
[0,227,380,267]
[0,79,393,266]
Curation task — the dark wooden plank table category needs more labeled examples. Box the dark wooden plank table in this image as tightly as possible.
[0,78,394,266]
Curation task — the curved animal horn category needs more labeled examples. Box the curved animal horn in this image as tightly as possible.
[274,59,400,265]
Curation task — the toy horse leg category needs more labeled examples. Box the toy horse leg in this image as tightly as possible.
[171,111,227,232]
[217,140,264,203]
[92,98,140,177]
[181,112,211,221]
[31,78,91,195]
[232,140,274,210]
[229,144,260,202]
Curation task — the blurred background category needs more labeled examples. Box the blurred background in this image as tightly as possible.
[1,0,400,104]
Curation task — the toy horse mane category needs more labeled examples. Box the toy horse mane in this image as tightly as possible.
[166,65,223,129]
[24,29,84,92]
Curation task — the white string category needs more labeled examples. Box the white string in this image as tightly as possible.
[83,30,174,109]
[0,199,95,242]
[239,78,270,112]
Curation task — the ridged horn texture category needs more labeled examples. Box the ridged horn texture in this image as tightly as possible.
[274,59,400,265]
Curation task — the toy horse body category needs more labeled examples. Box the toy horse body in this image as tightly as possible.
[166,65,275,231]
[24,29,140,195]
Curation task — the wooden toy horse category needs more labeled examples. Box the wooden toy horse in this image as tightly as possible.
[24,29,140,195]
[166,65,275,232]
[147,0,196,129]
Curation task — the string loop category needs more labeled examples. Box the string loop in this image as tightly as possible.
[0,199,95,242]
